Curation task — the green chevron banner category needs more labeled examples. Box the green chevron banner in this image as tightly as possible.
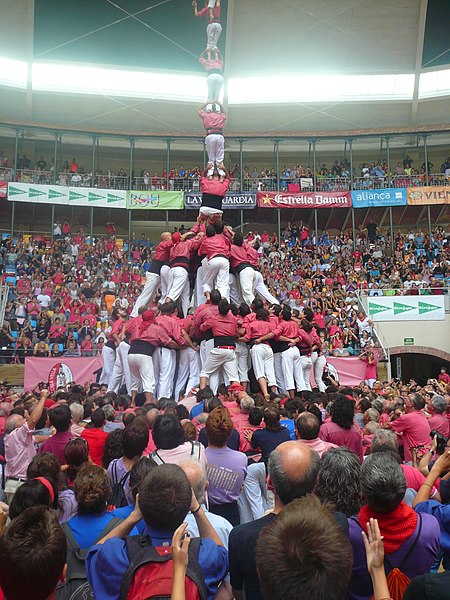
[7,182,126,208]
[368,296,445,321]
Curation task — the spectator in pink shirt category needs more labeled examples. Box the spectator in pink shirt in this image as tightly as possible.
[389,392,431,463]
[3,389,47,503]
[295,411,338,457]
[319,395,363,460]
[427,394,449,437]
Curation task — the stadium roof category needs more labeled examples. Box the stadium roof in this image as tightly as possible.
[0,0,449,137]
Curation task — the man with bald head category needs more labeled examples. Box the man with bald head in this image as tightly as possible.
[180,459,233,548]
[131,231,173,317]
[229,441,325,600]
[295,411,338,457]
[144,407,160,454]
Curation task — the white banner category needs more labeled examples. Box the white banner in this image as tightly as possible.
[7,182,126,209]
[367,295,445,321]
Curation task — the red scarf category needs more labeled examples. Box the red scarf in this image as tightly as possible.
[358,501,418,554]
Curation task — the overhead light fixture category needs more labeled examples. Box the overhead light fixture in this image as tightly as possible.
[228,73,415,104]
[0,56,27,89]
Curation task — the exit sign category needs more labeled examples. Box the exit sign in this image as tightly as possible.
[404,338,414,346]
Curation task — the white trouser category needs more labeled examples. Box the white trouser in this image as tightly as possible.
[128,353,155,393]
[251,344,276,386]
[200,339,221,393]
[194,263,207,308]
[175,347,201,400]
[273,352,286,393]
[207,0,217,7]
[167,267,190,317]
[239,267,255,307]
[312,352,326,392]
[281,346,302,392]
[300,355,312,391]
[108,341,131,394]
[235,342,250,383]
[200,347,239,384]
[153,347,176,398]
[207,73,224,101]
[202,256,229,300]
[238,462,272,523]
[131,272,159,317]
[206,22,222,50]
[200,206,223,218]
[159,265,171,304]
[205,133,224,164]
[229,273,242,306]
[99,345,116,384]
[253,270,279,305]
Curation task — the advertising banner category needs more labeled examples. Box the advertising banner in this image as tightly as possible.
[367,295,445,321]
[257,191,351,209]
[0,181,7,198]
[7,182,126,208]
[24,356,104,392]
[407,186,450,205]
[184,192,257,210]
[127,190,184,210]
[351,188,407,208]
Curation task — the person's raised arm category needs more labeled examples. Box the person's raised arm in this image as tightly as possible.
[414,448,450,507]
[362,518,390,600]
[171,523,190,600]
[190,489,224,546]
[97,496,143,544]
[28,389,48,429]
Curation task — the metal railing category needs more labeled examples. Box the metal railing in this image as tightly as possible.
[2,166,450,193]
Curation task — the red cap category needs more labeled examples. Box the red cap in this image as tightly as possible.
[45,401,60,410]
[172,232,181,243]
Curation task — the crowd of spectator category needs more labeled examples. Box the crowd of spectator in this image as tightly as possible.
[1,150,450,192]
[0,368,450,599]
[0,218,448,365]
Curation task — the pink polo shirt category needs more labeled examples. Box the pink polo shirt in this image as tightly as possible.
[428,413,449,437]
[299,437,338,458]
[390,410,431,462]
[4,422,36,479]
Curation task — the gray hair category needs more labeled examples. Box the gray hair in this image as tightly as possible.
[4,414,23,435]
[102,404,115,422]
[364,408,380,423]
[69,403,84,423]
[431,394,447,415]
[360,453,406,513]
[146,408,160,429]
[240,396,255,414]
[371,399,383,413]
[268,448,320,506]
[316,448,362,517]
[179,459,207,505]
[371,429,397,451]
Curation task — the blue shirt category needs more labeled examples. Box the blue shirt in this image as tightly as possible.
[68,513,119,549]
[86,525,228,600]
[415,500,450,568]
[280,418,296,440]
[190,401,205,419]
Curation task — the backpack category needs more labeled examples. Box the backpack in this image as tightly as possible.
[358,514,422,600]
[119,534,208,600]
[111,460,131,508]
[151,441,202,466]
[56,517,123,600]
